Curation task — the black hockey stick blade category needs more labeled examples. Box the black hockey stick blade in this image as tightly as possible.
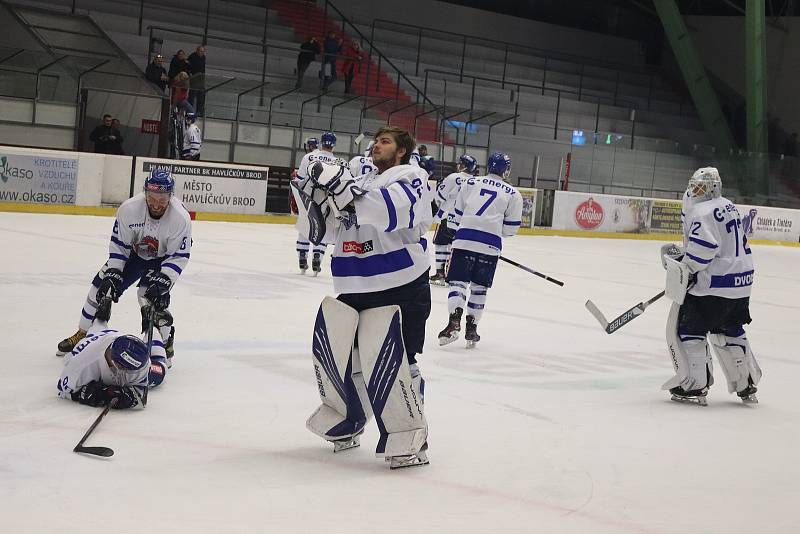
[290,180,327,246]
[499,256,564,287]
[73,445,115,457]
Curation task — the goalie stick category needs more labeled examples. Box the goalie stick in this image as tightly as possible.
[73,398,118,457]
[585,290,665,334]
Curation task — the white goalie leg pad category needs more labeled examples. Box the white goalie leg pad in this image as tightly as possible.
[357,305,427,458]
[306,297,369,441]
[708,332,762,394]
[662,302,713,391]
[664,256,691,305]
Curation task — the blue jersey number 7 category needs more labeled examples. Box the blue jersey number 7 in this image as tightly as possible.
[476,189,497,215]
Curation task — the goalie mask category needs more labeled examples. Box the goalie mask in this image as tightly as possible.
[687,167,722,202]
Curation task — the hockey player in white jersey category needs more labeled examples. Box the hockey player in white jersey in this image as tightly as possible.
[181,112,201,160]
[294,133,338,275]
[438,152,522,348]
[348,140,376,177]
[57,322,170,409]
[293,125,433,468]
[661,167,761,405]
[429,154,478,286]
[56,169,192,365]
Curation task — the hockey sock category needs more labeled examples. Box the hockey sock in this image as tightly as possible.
[447,281,467,314]
[78,285,102,331]
[313,244,327,256]
[466,284,488,323]
[434,245,449,271]
[297,237,310,256]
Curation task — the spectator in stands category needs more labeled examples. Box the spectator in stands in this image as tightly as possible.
[187,46,206,115]
[89,114,123,154]
[296,36,320,89]
[321,31,341,92]
[171,71,194,114]
[340,40,363,94]
[168,49,191,81]
[145,54,169,92]
[110,119,125,155]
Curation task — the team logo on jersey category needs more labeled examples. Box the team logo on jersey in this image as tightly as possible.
[134,235,160,257]
[342,240,373,254]
[575,198,604,229]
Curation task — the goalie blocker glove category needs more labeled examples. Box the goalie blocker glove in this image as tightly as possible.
[308,160,365,211]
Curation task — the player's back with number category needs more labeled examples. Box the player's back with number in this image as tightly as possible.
[683,194,753,299]
[452,173,522,256]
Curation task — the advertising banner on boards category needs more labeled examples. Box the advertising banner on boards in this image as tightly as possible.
[0,152,78,205]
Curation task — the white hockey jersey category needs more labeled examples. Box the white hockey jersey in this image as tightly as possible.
[435,171,470,222]
[298,164,434,294]
[56,328,149,403]
[450,174,523,256]
[182,124,202,158]
[681,194,754,299]
[109,193,193,286]
[349,155,376,177]
[297,149,338,180]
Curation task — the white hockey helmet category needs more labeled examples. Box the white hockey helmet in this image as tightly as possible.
[687,166,722,201]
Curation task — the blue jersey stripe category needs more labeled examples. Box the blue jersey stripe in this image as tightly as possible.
[454,228,502,250]
[419,237,427,252]
[331,248,414,277]
[685,252,713,265]
[454,208,464,216]
[381,188,398,232]
[111,236,132,250]
[169,252,190,259]
[162,262,182,274]
[710,270,754,288]
[109,252,128,261]
[398,182,416,228]
[689,236,717,249]
[503,220,521,226]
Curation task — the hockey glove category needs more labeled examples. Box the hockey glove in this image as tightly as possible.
[143,270,172,311]
[97,268,124,303]
[660,243,684,270]
[308,160,365,211]
[103,385,145,409]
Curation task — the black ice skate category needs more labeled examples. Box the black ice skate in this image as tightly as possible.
[388,442,429,470]
[465,315,480,348]
[737,379,759,404]
[312,253,321,276]
[429,269,447,287]
[669,386,709,407]
[299,251,308,274]
[56,328,86,357]
[438,308,462,346]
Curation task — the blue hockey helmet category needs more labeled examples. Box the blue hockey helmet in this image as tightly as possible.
[108,335,150,385]
[304,137,319,152]
[458,154,478,173]
[185,112,196,123]
[144,168,175,194]
[487,152,512,178]
[321,131,337,148]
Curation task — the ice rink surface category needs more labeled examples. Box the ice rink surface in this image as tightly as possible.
[1,212,799,533]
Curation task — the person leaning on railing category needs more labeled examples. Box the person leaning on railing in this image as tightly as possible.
[145,54,169,92]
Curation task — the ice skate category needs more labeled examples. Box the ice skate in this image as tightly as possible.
[737,384,758,404]
[669,386,708,406]
[332,430,362,452]
[298,252,308,275]
[429,269,447,287]
[57,328,86,357]
[438,308,462,346]
[388,443,429,470]
[465,315,480,348]
[312,253,321,277]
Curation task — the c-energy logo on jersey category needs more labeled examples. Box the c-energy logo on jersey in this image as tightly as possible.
[342,240,374,254]
[575,198,604,229]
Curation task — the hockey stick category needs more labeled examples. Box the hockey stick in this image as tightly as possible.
[585,290,665,334]
[499,256,565,287]
[73,397,118,457]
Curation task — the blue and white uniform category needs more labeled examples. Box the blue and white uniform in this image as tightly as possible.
[296,148,338,261]
[182,123,201,159]
[431,171,469,271]
[446,173,523,323]
[681,194,754,299]
[349,155,377,178]
[77,193,192,332]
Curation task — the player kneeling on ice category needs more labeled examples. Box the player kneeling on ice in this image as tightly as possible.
[429,154,478,286]
[292,126,434,469]
[57,322,170,409]
[56,168,192,367]
[438,152,522,348]
[661,167,761,406]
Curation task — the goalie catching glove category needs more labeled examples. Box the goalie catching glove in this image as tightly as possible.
[660,243,684,270]
[308,160,365,211]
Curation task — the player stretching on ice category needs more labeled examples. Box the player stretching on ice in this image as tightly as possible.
[293,126,433,468]
[438,152,522,348]
[294,133,338,275]
[661,167,761,405]
[429,154,478,286]
[56,168,192,367]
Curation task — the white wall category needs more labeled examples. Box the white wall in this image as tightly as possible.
[337,0,646,67]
